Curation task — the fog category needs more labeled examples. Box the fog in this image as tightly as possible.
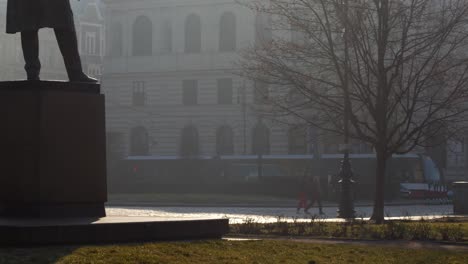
[101,0,358,201]
[0,0,463,208]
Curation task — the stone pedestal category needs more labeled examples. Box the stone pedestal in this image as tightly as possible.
[0,217,230,245]
[0,81,107,218]
[453,181,468,215]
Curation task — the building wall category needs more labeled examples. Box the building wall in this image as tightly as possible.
[102,0,294,157]
[77,1,106,78]
[101,0,467,182]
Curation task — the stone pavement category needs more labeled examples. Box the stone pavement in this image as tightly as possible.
[106,204,455,224]
[107,195,451,208]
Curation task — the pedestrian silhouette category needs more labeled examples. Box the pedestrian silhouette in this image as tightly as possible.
[305,176,324,215]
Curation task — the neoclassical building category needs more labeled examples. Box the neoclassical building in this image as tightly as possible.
[102,0,313,158]
[101,0,467,182]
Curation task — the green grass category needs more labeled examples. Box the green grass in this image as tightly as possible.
[231,218,468,242]
[0,240,466,264]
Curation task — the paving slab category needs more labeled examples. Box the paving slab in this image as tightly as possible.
[106,204,457,224]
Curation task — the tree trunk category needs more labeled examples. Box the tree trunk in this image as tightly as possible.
[257,153,263,180]
[371,149,387,224]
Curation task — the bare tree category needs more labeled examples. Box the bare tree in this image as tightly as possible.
[238,0,468,223]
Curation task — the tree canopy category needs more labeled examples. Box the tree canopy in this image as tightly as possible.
[239,0,468,223]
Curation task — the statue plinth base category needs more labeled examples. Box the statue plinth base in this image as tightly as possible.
[0,81,107,218]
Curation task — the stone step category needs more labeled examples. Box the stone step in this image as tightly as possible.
[0,217,229,245]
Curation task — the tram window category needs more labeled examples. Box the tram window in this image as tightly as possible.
[422,155,441,183]
[228,164,257,182]
[228,163,284,182]
[395,157,424,183]
[262,165,284,177]
[413,163,424,183]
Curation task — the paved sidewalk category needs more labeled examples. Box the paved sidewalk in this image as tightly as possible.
[106,204,456,224]
[107,195,451,208]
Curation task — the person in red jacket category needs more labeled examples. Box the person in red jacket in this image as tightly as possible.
[305,176,324,215]
[296,175,308,214]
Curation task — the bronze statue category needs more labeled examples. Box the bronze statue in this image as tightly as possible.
[6,0,97,83]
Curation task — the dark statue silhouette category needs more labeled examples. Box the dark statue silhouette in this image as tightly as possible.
[6,0,97,83]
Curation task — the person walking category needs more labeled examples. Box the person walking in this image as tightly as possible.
[305,175,324,215]
[6,0,97,82]
[296,175,308,214]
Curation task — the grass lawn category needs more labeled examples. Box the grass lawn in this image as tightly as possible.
[231,218,468,242]
[0,240,466,264]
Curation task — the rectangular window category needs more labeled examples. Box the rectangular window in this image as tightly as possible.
[217,78,233,104]
[85,32,97,55]
[183,80,198,105]
[132,81,146,106]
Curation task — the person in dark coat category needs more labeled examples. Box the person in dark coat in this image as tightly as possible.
[6,0,97,82]
[296,175,308,214]
[304,175,324,215]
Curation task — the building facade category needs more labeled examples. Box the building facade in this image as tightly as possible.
[101,0,466,182]
[102,0,307,158]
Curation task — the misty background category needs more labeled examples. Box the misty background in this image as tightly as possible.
[0,0,465,201]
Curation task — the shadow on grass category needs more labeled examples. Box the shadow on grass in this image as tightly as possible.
[0,245,80,264]
[230,217,468,243]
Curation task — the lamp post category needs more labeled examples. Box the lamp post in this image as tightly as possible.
[254,120,266,180]
[337,0,356,219]
[337,148,355,218]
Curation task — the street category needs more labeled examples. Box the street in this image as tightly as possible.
[107,204,454,224]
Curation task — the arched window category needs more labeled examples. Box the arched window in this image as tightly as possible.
[180,125,200,157]
[252,122,270,155]
[219,12,236,52]
[289,126,307,154]
[130,126,149,156]
[216,125,234,155]
[255,13,272,46]
[161,20,172,53]
[185,14,201,53]
[132,16,153,56]
[110,23,123,56]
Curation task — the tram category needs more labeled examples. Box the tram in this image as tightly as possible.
[109,153,442,200]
